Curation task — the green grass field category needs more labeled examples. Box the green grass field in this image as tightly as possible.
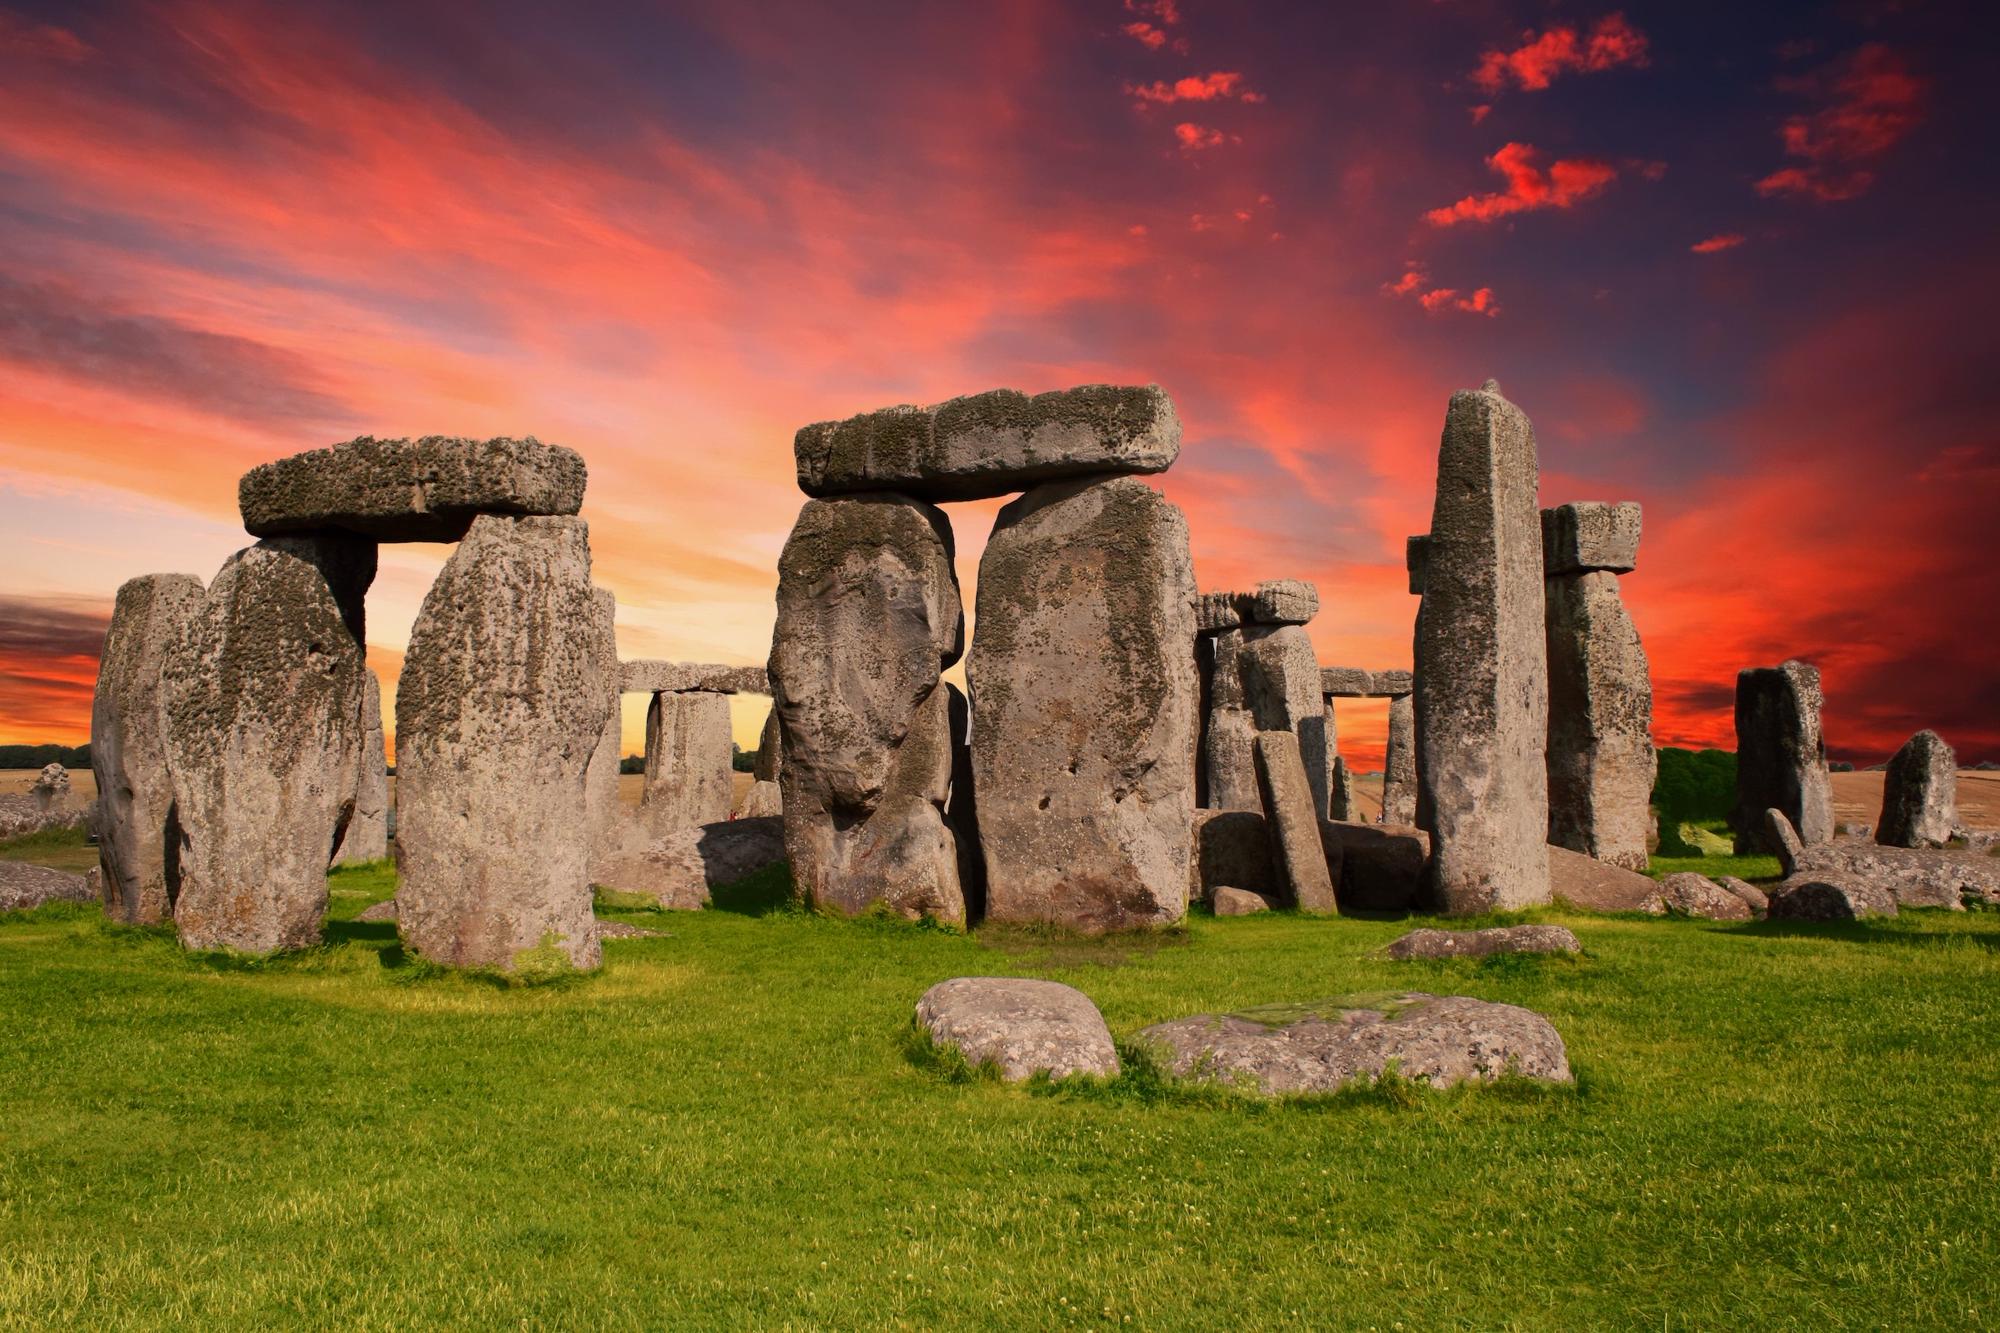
[3,846,1996,1329]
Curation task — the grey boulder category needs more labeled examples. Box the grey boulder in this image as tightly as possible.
[1877,729,1957,849]
[1386,925,1581,960]
[0,861,96,913]
[1211,886,1275,916]
[1653,872,1754,921]
[915,977,1120,1082]
[1767,875,1899,921]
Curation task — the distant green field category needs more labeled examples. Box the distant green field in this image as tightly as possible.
[2,856,1995,1328]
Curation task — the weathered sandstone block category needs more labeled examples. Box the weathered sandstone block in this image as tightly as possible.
[395,515,604,971]
[1241,624,1329,815]
[1329,755,1358,822]
[1877,729,1956,849]
[1380,694,1418,826]
[333,669,390,865]
[1203,629,1261,812]
[91,573,205,923]
[621,661,769,695]
[1541,501,1641,575]
[161,538,371,952]
[582,589,623,869]
[970,476,1197,930]
[240,436,585,543]
[643,690,734,829]
[1414,382,1550,913]
[1545,565,1654,870]
[797,384,1179,502]
[1254,730,1339,913]
[1732,660,1834,853]
[770,494,965,923]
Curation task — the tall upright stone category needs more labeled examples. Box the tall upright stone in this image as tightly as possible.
[1202,581,1321,814]
[161,537,372,952]
[971,475,1198,930]
[91,573,206,924]
[396,515,604,971]
[1381,693,1417,826]
[1241,622,1329,817]
[769,494,965,923]
[1328,754,1358,821]
[1413,381,1550,913]
[1204,629,1261,811]
[334,669,390,865]
[582,589,624,866]
[642,690,733,829]
[1732,660,1834,853]
[1542,502,1654,870]
[1877,729,1957,849]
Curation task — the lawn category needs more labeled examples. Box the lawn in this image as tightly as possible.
[1,851,1995,1329]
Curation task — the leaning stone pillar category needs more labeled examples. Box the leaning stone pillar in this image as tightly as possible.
[1413,380,1550,913]
[642,690,735,828]
[1381,693,1417,826]
[334,669,390,864]
[1731,660,1834,853]
[971,475,1198,930]
[581,589,623,868]
[91,573,206,923]
[161,536,373,951]
[396,515,604,971]
[1542,502,1654,870]
[769,494,965,923]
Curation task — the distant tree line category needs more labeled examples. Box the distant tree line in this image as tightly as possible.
[0,743,89,770]
[1651,746,1736,856]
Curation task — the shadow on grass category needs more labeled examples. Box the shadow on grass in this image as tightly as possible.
[1724,915,2000,950]
[973,920,1191,970]
[706,863,800,918]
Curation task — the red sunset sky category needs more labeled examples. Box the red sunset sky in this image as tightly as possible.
[0,0,1994,767]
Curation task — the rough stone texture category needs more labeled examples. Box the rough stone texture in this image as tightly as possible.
[582,590,623,871]
[90,573,205,923]
[1203,628,1261,812]
[1137,993,1572,1094]
[621,661,769,695]
[1716,876,1770,916]
[752,707,782,783]
[642,690,735,830]
[738,780,783,819]
[1733,660,1835,853]
[1212,886,1274,916]
[239,435,586,543]
[1767,808,1998,911]
[1766,874,1899,921]
[334,670,390,865]
[1545,567,1655,870]
[1548,843,1666,914]
[593,816,787,910]
[1254,731,1339,913]
[1405,535,1431,596]
[1541,501,1641,575]
[971,476,1197,930]
[1196,591,1246,632]
[1318,822,1428,912]
[798,384,1179,503]
[1653,871,1754,921]
[1329,755,1358,822]
[1386,925,1581,960]
[1248,580,1318,625]
[1240,624,1329,816]
[1765,807,1807,867]
[355,898,398,922]
[161,539,369,953]
[0,861,96,913]
[915,978,1120,1082]
[1380,694,1418,826]
[1414,382,1550,913]
[1190,809,1276,903]
[771,494,964,924]
[395,515,604,971]
[1320,667,1373,697]
[1877,729,1957,849]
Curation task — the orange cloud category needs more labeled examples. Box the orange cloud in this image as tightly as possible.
[1173,122,1235,151]
[1128,71,1262,106]
[1472,13,1649,94]
[1424,143,1616,226]
[1756,44,1924,202]
[1122,23,1167,50]
[1691,233,1744,254]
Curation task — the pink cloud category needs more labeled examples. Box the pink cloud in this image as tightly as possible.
[1472,14,1649,94]
[1173,121,1235,151]
[1691,233,1745,254]
[1756,45,1924,203]
[1424,143,1617,226]
[1128,71,1261,106]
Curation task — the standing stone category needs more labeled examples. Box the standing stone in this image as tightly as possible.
[91,573,206,923]
[334,670,390,865]
[1877,729,1957,849]
[1328,755,1358,822]
[1253,731,1338,913]
[1414,381,1550,913]
[396,515,604,971]
[1732,660,1834,853]
[1543,504,1654,871]
[770,494,964,924]
[642,691,734,829]
[581,589,624,868]
[1241,623,1329,817]
[737,707,784,819]
[1381,693,1417,826]
[1203,628,1261,811]
[161,538,371,952]
[971,475,1197,930]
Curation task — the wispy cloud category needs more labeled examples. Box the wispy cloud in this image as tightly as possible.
[1756,44,1924,202]
[1424,143,1616,226]
[1691,233,1744,254]
[1472,14,1648,94]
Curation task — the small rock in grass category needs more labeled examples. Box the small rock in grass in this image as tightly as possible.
[355,899,398,922]
[0,861,95,913]
[1714,877,1769,916]
[1653,872,1754,921]
[1386,924,1579,960]
[594,919,665,939]
[915,977,1119,1082]
[1211,886,1273,916]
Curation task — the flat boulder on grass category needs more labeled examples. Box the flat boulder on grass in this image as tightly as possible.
[1548,844,1665,914]
[1767,875,1899,921]
[915,978,1120,1083]
[1211,886,1274,916]
[1136,992,1571,1095]
[1386,924,1580,960]
[0,861,95,913]
[1716,877,1770,916]
[1653,872,1755,921]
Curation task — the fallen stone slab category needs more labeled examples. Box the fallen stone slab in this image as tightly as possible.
[1135,992,1572,1095]
[1386,924,1580,959]
[1212,886,1274,916]
[1317,821,1428,913]
[621,661,770,695]
[1768,808,1997,909]
[1716,876,1769,916]
[0,861,96,913]
[1652,872,1754,921]
[1877,729,1956,849]
[239,435,586,542]
[797,384,1180,502]
[593,815,787,911]
[1767,874,1899,921]
[1548,844,1665,914]
[915,977,1120,1082]
[1541,501,1641,575]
